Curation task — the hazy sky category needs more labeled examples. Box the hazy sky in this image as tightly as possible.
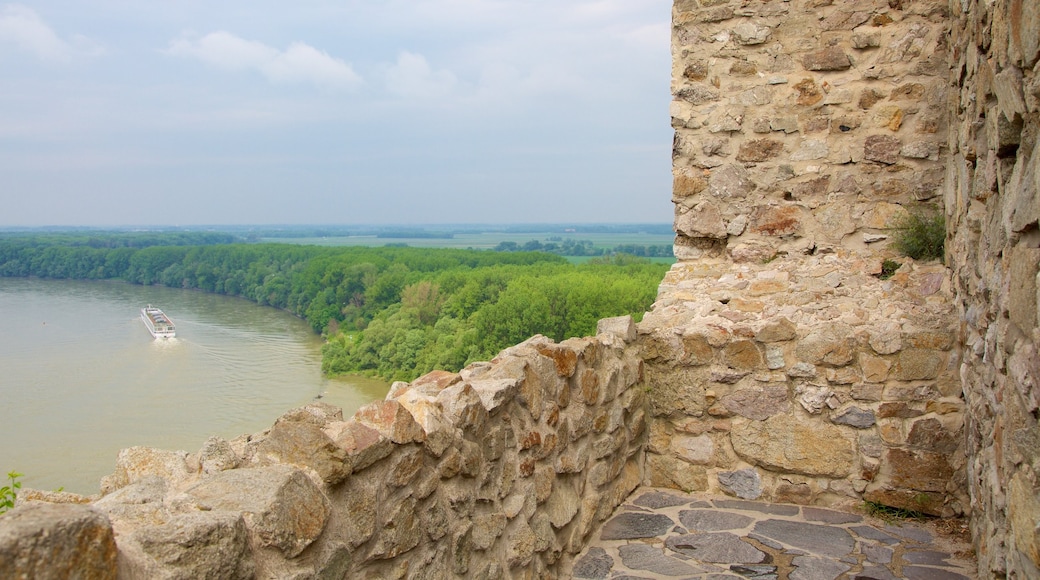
[0,1,673,226]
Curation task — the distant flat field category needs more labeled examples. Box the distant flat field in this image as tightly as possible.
[262,231,677,251]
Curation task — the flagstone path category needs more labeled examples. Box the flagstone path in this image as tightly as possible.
[568,489,976,580]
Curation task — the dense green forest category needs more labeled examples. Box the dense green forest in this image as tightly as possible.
[0,233,668,381]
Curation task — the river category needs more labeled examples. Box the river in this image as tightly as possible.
[0,278,389,495]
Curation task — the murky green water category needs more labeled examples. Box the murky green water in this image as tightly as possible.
[0,278,388,494]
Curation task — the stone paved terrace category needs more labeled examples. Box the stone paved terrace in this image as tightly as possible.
[567,488,975,580]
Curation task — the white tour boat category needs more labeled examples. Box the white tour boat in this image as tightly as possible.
[141,305,176,339]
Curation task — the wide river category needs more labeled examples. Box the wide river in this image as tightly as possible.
[0,278,389,495]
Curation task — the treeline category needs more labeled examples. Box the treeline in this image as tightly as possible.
[494,238,674,258]
[0,234,667,381]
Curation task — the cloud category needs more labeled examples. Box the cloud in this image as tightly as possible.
[0,4,101,62]
[385,51,457,98]
[166,31,362,89]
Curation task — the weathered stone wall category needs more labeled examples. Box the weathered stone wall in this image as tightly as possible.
[0,319,646,578]
[650,0,968,519]
[945,0,1040,577]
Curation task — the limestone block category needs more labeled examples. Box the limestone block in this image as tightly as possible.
[718,468,763,500]
[892,348,945,381]
[677,201,727,238]
[546,479,580,529]
[597,316,636,342]
[254,418,348,485]
[647,453,708,492]
[353,400,425,444]
[749,205,803,237]
[670,434,714,465]
[1008,247,1040,335]
[732,22,771,45]
[901,141,941,160]
[323,420,392,473]
[796,385,839,414]
[864,135,902,165]
[198,436,239,475]
[181,465,330,558]
[831,406,876,429]
[368,496,421,560]
[0,503,117,580]
[795,328,855,366]
[1009,470,1040,568]
[756,318,797,342]
[790,139,829,161]
[708,164,756,199]
[730,414,856,478]
[121,512,254,580]
[721,340,763,370]
[803,47,852,71]
[736,139,784,162]
[100,447,194,496]
[882,448,954,493]
[720,384,789,421]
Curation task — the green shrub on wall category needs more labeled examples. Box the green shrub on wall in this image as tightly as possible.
[892,205,945,261]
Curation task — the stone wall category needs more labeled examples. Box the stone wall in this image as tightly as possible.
[945,0,1040,577]
[0,319,646,579]
[650,0,968,519]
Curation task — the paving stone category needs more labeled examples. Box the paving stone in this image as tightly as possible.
[633,490,692,509]
[789,555,851,580]
[665,533,767,564]
[618,544,700,576]
[855,565,899,580]
[748,533,784,550]
[902,550,951,566]
[881,524,933,544]
[599,512,676,540]
[713,499,800,516]
[802,506,863,524]
[730,564,778,577]
[752,519,855,558]
[849,525,900,545]
[678,509,755,531]
[572,547,614,579]
[861,541,894,564]
[688,500,713,508]
[902,566,970,580]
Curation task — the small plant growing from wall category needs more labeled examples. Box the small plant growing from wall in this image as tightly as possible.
[891,205,945,261]
[0,471,22,515]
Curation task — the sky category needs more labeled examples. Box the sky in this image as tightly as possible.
[0,1,673,226]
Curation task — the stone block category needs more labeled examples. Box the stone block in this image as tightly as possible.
[749,205,803,237]
[732,22,771,45]
[100,447,194,495]
[893,348,945,381]
[864,135,902,165]
[708,164,756,199]
[324,420,393,473]
[122,512,254,580]
[883,448,954,493]
[796,329,855,366]
[720,384,789,420]
[255,417,348,485]
[0,503,117,580]
[647,453,708,492]
[736,139,784,162]
[718,468,763,500]
[731,414,855,478]
[677,202,727,238]
[803,47,852,70]
[1008,247,1040,335]
[353,399,425,444]
[181,465,330,558]
[198,436,239,475]
[597,316,636,342]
